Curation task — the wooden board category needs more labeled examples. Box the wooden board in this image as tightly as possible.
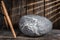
[2,0,60,29]
[0,29,60,40]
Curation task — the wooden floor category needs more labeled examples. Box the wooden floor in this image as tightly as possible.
[0,29,60,40]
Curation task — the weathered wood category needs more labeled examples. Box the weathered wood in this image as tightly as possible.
[44,0,60,29]
[33,0,44,16]
[53,17,60,23]
[8,0,60,29]
[49,13,60,19]
[1,1,16,38]
[45,7,60,16]
[0,29,60,40]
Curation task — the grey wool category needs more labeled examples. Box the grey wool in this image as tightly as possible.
[19,15,52,36]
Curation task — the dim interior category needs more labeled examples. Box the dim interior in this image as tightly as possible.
[0,0,60,38]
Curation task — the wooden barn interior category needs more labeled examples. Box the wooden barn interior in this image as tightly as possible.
[0,0,60,39]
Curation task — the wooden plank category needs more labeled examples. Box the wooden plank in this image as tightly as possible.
[27,1,60,14]
[1,1,16,38]
[45,3,60,11]
[26,0,34,14]
[45,7,60,16]
[45,0,60,6]
[49,13,60,19]
[0,29,60,40]
[53,17,60,24]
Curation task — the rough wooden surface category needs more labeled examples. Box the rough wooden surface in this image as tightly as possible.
[0,29,60,40]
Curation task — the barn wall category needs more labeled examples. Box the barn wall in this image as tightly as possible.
[1,0,60,29]
[11,0,44,24]
[44,0,60,29]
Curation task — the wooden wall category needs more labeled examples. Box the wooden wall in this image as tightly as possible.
[45,0,60,23]
[1,0,60,29]
[44,0,60,29]
[11,0,44,24]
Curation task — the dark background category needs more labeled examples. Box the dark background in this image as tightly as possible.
[0,0,60,29]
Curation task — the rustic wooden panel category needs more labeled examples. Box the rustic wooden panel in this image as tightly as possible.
[11,0,22,24]
[44,0,60,29]
[2,0,60,28]
[11,0,44,24]
[11,0,27,24]
[33,0,44,16]
[45,0,60,23]
[53,19,60,29]
[26,0,34,14]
